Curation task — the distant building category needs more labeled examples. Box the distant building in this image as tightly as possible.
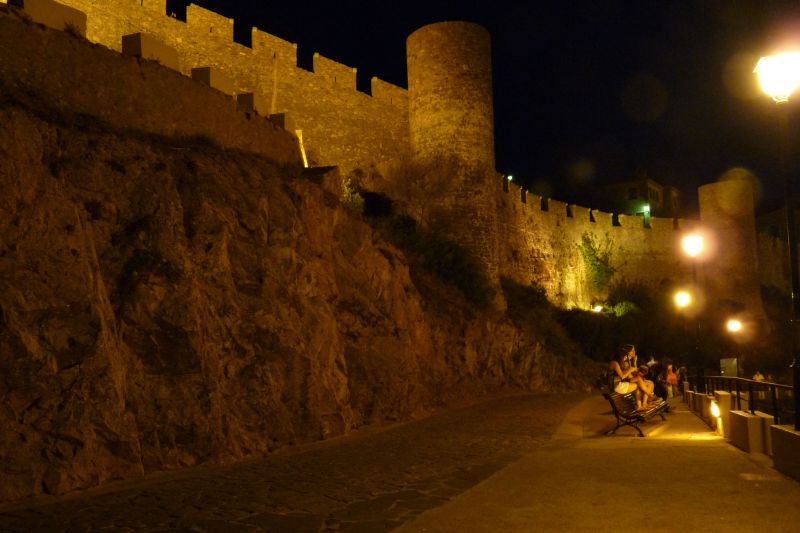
[604,175,682,218]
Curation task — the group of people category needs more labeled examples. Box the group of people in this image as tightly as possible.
[608,344,682,410]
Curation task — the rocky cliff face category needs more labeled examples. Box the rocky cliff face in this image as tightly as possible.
[0,102,595,502]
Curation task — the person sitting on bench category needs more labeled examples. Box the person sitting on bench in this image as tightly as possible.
[609,344,659,409]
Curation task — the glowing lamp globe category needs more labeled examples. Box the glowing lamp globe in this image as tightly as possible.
[755,53,800,103]
[681,234,704,258]
[710,401,721,418]
[674,291,691,308]
[726,319,743,333]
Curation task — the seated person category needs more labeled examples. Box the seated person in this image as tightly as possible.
[633,365,661,405]
[609,345,660,409]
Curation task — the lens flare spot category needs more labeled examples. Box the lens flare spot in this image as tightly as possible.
[567,157,596,185]
[621,73,668,122]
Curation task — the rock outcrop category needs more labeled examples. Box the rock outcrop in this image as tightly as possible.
[0,102,594,502]
[0,6,598,503]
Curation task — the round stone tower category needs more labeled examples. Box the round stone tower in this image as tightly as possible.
[698,174,766,330]
[404,22,503,308]
[406,22,495,172]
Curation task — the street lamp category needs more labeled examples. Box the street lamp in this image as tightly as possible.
[755,52,800,430]
[681,234,704,258]
[681,232,705,390]
[726,318,743,333]
[674,290,693,371]
[674,290,692,309]
[726,318,743,377]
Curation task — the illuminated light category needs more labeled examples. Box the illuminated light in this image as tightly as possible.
[727,319,743,333]
[674,290,692,308]
[295,129,309,168]
[681,234,704,258]
[643,204,651,213]
[507,175,513,181]
[754,53,800,103]
[592,305,603,313]
[710,400,721,418]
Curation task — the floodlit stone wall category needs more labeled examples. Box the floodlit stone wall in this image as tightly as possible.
[0,9,301,166]
[9,0,86,36]
[407,22,495,173]
[5,0,790,313]
[54,0,410,173]
[699,180,767,324]
[757,233,788,292]
[496,178,691,308]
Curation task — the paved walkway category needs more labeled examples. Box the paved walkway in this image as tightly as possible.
[399,396,800,533]
[1,392,799,532]
[0,393,576,532]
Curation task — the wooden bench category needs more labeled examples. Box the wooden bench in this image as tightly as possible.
[603,392,669,437]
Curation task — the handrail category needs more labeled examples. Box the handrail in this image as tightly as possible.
[695,376,794,424]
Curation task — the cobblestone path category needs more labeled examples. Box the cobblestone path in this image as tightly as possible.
[0,393,586,532]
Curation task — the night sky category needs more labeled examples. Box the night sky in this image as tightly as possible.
[169,0,800,215]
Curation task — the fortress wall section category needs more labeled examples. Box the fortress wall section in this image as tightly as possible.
[0,10,301,165]
[757,233,789,292]
[268,56,410,172]
[313,53,356,90]
[55,0,410,174]
[371,77,407,104]
[608,216,686,291]
[699,180,766,325]
[496,181,689,308]
[496,183,588,307]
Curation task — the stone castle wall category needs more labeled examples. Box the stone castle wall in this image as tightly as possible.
[699,180,766,324]
[7,0,791,313]
[0,7,301,166]
[496,178,693,308]
[757,233,789,293]
[54,0,410,173]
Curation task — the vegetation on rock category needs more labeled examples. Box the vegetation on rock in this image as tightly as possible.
[577,232,616,290]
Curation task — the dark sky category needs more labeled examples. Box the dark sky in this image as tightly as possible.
[171,0,800,214]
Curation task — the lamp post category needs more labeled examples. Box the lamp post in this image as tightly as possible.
[726,318,743,378]
[674,289,697,389]
[674,290,692,310]
[681,233,704,390]
[755,52,800,430]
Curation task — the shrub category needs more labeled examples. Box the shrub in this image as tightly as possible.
[361,191,393,217]
[577,232,616,289]
[502,278,583,361]
[367,212,490,307]
[63,22,85,40]
[417,233,490,307]
[341,174,364,213]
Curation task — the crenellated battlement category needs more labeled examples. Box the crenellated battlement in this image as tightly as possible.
[185,3,233,42]
[499,176,686,234]
[251,27,296,62]
[494,174,700,307]
[49,0,409,172]
[313,53,357,90]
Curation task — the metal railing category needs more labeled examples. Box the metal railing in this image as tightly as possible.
[691,376,795,425]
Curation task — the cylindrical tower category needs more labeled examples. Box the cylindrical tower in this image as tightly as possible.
[406,22,495,173]
[698,175,766,329]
